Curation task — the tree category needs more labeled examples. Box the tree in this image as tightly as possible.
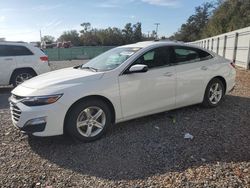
[58,30,80,46]
[80,22,91,34]
[122,23,134,44]
[170,2,214,42]
[202,0,250,37]
[133,22,142,42]
[41,35,55,43]
[78,22,143,46]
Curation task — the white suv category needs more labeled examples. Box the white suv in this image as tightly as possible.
[0,42,51,86]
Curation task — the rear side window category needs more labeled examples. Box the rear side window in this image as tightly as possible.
[173,46,213,64]
[0,45,33,56]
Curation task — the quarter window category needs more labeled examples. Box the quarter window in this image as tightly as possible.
[173,46,213,64]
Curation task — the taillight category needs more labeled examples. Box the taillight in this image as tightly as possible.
[230,62,236,69]
[40,56,48,62]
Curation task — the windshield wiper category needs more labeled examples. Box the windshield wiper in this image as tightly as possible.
[80,66,98,72]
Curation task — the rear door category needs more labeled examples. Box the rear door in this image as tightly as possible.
[10,45,34,69]
[0,45,17,85]
[172,46,214,108]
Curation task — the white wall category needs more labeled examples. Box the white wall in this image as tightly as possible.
[189,26,250,69]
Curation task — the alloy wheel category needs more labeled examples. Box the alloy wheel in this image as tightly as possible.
[208,82,223,105]
[76,106,106,137]
[15,73,33,85]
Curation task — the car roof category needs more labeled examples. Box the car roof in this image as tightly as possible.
[0,41,30,46]
[118,40,216,56]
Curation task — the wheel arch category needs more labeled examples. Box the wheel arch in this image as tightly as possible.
[9,67,37,85]
[209,76,227,93]
[63,95,116,133]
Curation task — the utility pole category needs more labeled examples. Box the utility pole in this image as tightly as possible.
[154,23,160,39]
[40,30,42,43]
[147,31,150,38]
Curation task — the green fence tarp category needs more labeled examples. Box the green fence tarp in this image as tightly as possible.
[44,46,115,61]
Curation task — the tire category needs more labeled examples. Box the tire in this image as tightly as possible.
[11,69,36,87]
[65,99,112,142]
[202,78,225,108]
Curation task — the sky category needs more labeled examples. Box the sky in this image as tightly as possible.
[0,0,207,42]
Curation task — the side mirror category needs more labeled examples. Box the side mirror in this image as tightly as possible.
[127,64,148,73]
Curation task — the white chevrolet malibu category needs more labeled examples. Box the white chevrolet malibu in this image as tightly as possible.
[9,41,236,141]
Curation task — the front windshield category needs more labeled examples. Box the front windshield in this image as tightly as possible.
[81,47,141,71]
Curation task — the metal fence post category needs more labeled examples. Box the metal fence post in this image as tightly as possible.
[223,35,227,58]
[233,32,239,63]
[211,38,214,51]
[217,37,220,54]
[58,48,60,61]
[247,39,250,69]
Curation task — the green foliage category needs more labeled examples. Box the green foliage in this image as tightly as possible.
[57,22,144,46]
[58,30,81,46]
[79,22,143,46]
[171,0,250,42]
[170,2,214,42]
[202,0,250,37]
[41,35,55,43]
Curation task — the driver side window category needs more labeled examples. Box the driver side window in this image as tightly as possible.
[133,47,171,69]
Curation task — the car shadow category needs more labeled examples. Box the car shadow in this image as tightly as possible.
[0,87,12,109]
[27,94,250,180]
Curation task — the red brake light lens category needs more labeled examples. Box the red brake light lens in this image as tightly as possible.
[40,56,48,62]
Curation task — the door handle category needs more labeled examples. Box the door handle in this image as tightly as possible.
[163,72,173,77]
[4,58,13,61]
[201,66,208,70]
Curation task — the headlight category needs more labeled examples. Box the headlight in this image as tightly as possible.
[21,94,63,106]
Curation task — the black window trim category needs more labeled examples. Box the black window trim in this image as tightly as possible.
[119,44,214,76]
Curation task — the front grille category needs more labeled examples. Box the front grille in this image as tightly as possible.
[10,102,22,123]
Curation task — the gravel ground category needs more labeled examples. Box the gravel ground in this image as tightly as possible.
[0,62,249,187]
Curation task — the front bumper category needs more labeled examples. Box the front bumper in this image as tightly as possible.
[9,99,67,137]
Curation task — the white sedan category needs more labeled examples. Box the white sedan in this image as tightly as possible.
[9,41,236,141]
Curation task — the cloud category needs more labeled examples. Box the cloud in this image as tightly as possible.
[32,4,63,11]
[96,0,121,8]
[44,19,62,29]
[0,16,6,22]
[97,3,119,8]
[141,0,179,7]
[0,8,16,12]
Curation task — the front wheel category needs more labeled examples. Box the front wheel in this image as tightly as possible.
[202,78,225,108]
[65,99,112,142]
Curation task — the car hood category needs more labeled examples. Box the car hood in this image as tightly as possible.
[20,67,104,90]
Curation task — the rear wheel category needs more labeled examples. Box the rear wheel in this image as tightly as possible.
[65,99,112,142]
[202,78,225,108]
[11,69,36,87]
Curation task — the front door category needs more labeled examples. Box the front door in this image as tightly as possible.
[118,46,176,120]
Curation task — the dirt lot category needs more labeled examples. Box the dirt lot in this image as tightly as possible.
[0,62,249,187]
